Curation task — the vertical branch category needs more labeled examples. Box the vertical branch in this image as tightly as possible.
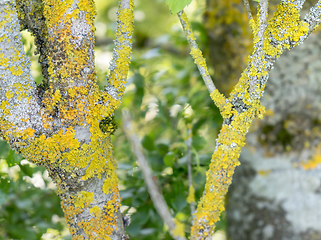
[177,10,233,120]
[243,0,256,33]
[185,124,195,214]
[105,0,134,103]
[42,0,97,92]
[0,0,42,141]
[249,0,268,91]
[15,0,50,84]
[122,110,187,240]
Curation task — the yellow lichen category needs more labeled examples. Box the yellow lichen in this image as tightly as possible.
[0,1,134,238]
[5,90,14,99]
[10,65,23,76]
[301,144,321,170]
[187,185,195,204]
[172,218,186,238]
[191,1,312,237]
[210,89,233,119]
[74,191,94,209]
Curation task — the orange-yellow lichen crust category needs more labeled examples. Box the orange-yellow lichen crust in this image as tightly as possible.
[300,143,321,170]
[190,1,311,238]
[179,12,209,77]
[1,0,134,239]
[177,11,216,93]
[186,185,195,204]
[171,218,186,238]
[106,0,134,100]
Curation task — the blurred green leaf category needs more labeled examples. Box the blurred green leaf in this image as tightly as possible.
[164,152,175,167]
[19,163,33,177]
[171,194,187,212]
[141,135,155,151]
[6,149,23,167]
[156,143,169,156]
[165,0,193,14]
[133,73,145,109]
[0,140,10,158]
[0,191,6,205]
[192,135,207,151]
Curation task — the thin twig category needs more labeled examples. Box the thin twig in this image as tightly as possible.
[122,110,187,240]
[185,125,195,214]
[177,11,216,94]
[243,0,253,21]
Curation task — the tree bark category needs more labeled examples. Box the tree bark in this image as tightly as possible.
[0,0,134,238]
[203,0,321,239]
[226,30,321,240]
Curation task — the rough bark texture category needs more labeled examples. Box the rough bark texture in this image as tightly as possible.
[203,0,321,239]
[0,0,134,239]
[226,30,321,240]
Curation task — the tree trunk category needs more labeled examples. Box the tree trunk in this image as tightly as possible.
[226,31,321,240]
[0,0,133,238]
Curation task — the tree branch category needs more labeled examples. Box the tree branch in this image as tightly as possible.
[190,0,320,238]
[0,0,42,144]
[42,0,97,94]
[15,0,50,84]
[177,11,217,95]
[243,0,253,22]
[122,109,186,240]
[105,0,134,104]
[185,124,195,214]
[304,0,321,36]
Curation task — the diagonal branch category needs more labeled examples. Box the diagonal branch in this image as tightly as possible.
[304,0,321,36]
[105,0,134,103]
[122,109,187,240]
[243,0,253,22]
[177,11,217,95]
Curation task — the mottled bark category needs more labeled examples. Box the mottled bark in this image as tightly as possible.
[227,21,321,240]
[0,0,134,239]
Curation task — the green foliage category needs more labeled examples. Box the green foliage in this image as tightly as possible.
[0,140,67,239]
[165,0,193,14]
[3,0,226,239]
[112,17,224,237]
